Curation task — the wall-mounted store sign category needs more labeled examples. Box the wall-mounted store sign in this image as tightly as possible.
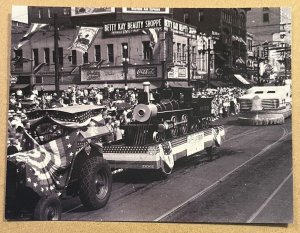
[122,8,170,14]
[135,67,157,77]
[81,65,161,82]
[168,67,187,79]
[71,7,115,16]
[103,18,196,38]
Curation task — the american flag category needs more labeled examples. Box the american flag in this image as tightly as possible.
[8,130,83,197]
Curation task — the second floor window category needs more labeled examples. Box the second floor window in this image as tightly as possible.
[183,13,190,24]
[44,48,50,64]
[182,44,186,62]
[38,8,43,19]
[107,44,114,62]
[47,8,52,18]
[263,13,269,22]
[177,43,181,60]
[58,47,63,66]
[33,48,39,67]
[94,45,101,62]
[14,49,23,69]
[83,52,89,64]
[63,8,70,15]
[71,50,77,65]
[122,43,129,59]
[142,41,153,60]
[198,11,204,22]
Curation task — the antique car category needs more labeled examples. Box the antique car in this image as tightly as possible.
[6,105,113,220]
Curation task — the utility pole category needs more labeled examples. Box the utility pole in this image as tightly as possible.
[187,38,191,86]
[54,13,60,94]
[284,43,287,80]
[207,39,211,88]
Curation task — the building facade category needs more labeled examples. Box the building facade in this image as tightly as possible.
[11,17,203,92]
[28,7,173,27]
[173,8,249,77]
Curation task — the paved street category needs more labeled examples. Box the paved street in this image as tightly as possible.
[61,116,292,222]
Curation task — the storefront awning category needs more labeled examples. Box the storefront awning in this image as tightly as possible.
[210,80,227,87]
[10,84,30,90]
[166,81,189,88]
[35,84,89,91]
[233,74,250,85]
[89,82,161,90]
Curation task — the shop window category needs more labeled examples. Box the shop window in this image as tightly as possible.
[107,44,114,62]
[263,13,269,22]
[33,48,39,67]
[71,50,77,65]
[83,52,89,64]
[44,48,50,65]
[142,41,153,60]
[198,11,204,22]
[94,45,101,62]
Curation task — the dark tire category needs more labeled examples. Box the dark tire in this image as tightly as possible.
[34,195,62,221]
[79,157,112,210]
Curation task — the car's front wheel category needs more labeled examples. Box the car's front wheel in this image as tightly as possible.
[79,156,112,210]
[34,195,62,220]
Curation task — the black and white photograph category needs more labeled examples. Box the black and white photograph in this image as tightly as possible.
[5,6,292,223]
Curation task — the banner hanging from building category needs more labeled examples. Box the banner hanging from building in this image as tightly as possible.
[71,7,115,16]
[69,27,99,53]
[122,8,169,14]
[103,18,196,38]
[15,23,48,50]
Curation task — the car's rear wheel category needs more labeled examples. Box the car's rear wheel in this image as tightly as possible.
[79,156,112,210]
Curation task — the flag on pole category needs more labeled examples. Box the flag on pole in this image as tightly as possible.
[142,28,159,49]
[15,23,48,50]
[68,27,99,53]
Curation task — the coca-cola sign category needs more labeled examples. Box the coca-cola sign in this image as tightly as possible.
[135,67,157,77]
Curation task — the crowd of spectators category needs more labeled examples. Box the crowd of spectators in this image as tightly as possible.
[8,85,248,150]
[193,87,247,120]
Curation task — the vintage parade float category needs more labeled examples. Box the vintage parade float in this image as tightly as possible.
[238,82,292,125]
[6,83,226,221]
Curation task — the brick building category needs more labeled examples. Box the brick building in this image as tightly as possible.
[173,8,249,77]
[11,17,200,92]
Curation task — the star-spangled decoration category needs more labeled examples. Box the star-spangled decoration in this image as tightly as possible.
[8,130,81,197]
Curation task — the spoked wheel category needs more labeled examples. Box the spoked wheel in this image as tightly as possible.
[34,195,62,221]
[153,132,166,143]
[180,114,188,134]
[170,116,178,137]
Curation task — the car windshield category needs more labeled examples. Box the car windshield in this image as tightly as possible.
[32,121,75,144]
